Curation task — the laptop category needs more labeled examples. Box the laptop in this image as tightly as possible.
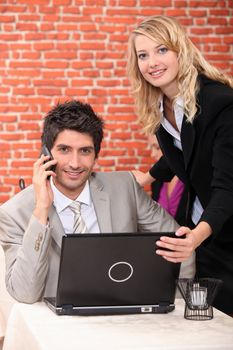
[44,232,181,315]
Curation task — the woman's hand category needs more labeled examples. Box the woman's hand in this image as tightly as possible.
[155,222,212,263]
[131,170,155,186]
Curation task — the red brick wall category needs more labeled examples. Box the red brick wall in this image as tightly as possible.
[0,0,232,203]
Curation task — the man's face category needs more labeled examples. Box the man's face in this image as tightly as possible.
[51,129,96,199]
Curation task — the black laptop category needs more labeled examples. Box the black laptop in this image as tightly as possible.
[44,232,181,315]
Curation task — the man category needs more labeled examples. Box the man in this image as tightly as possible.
[0,100,194,303]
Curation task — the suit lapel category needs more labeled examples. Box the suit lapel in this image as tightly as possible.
[89,175,112,233]
[180,117,196,170]
[157,126,186,180]
[48,205,65,251]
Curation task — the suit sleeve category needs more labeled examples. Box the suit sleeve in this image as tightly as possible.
[200,103,233,234]
[149,156,175,182]
[0,209,52,303]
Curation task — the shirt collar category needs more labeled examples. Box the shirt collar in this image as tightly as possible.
[51,179,91,214]
[160,96,184,139]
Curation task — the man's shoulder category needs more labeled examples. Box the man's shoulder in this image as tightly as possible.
[90,171,139,193]
[1,185,34,212]
[92,171,135,184]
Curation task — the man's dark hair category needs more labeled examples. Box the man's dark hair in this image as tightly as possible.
[41,100,104,157]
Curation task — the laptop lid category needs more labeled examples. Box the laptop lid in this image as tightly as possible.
[45,232,180,315]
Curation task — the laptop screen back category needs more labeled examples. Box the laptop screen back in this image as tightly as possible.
[55,232,180,308]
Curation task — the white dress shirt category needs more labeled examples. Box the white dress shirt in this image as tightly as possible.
[51,179,100,233]
[160,97,203,225]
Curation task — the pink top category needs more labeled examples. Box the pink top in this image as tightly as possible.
[157,179,184,218]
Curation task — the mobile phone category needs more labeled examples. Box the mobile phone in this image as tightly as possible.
[41,145,56,176]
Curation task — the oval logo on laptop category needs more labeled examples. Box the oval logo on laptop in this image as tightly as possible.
[108,261,133,283]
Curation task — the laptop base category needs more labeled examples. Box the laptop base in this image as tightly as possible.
[44,297,175,316]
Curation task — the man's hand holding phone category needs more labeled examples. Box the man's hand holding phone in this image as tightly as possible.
[32,151,57,225]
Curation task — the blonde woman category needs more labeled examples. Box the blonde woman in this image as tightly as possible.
[128,15,233,315]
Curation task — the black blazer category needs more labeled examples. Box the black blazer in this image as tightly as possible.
[150,75,233,314]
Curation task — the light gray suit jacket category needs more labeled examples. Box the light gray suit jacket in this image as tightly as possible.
[0,171,194,303]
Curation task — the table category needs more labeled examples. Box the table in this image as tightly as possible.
[3,299,233,350]
[0,246,15,340]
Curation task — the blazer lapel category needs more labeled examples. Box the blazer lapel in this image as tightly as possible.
[157,126,186,181]
[48,205,65,251]
[181,117,196,170]
[89,175,112,233]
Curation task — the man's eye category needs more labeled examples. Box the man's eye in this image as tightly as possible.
[59,147,69,153]
[81,148,92,154]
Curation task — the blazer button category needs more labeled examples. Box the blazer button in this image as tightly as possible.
[34,240,40,251]
[38,233,43,241]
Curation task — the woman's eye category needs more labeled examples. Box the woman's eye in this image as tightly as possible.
[158,47,168,54]
[138,53,147,60]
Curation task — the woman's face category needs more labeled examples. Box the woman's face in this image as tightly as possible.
[134,34,179,98]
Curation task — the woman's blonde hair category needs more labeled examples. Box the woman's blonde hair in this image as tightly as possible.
[127,15,233,134]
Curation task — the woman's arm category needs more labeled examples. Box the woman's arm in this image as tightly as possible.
[132,155,175,186]
[131,170,155,186]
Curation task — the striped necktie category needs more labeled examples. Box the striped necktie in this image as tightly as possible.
[69,201,88,234]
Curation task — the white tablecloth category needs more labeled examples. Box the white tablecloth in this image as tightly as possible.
[0,247,15,340]
[3,299,233,350]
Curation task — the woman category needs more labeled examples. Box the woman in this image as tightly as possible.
[148,134,187,226]
[127,15,233,315]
